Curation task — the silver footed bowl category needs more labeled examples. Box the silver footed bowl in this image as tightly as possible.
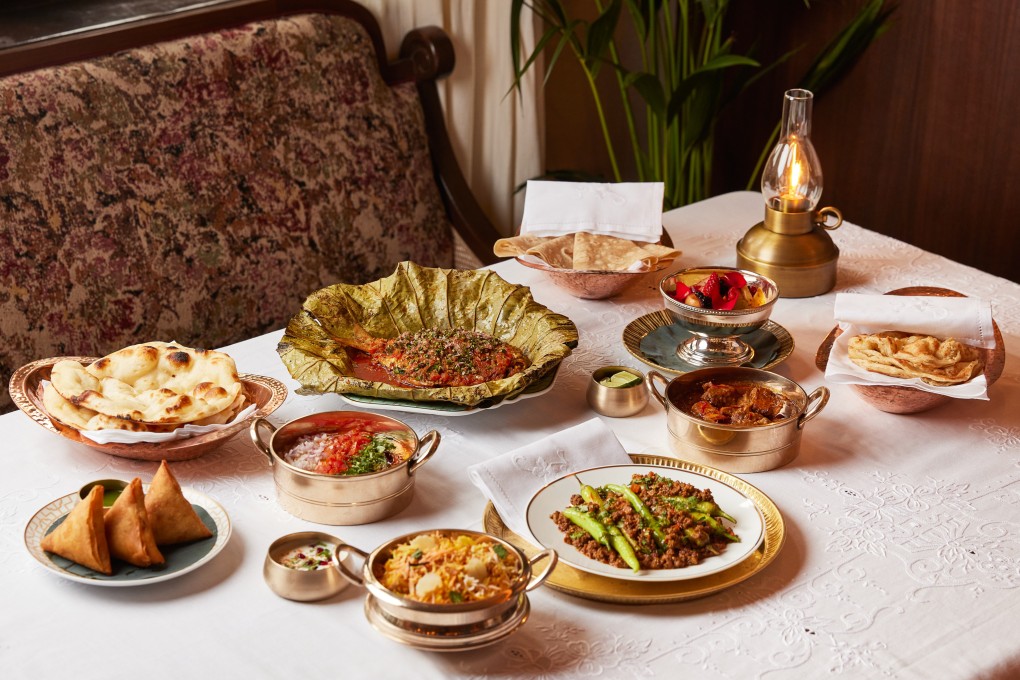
[658,267,779,367]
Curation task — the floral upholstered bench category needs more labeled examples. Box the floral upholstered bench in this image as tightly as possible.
[0,0,500,412]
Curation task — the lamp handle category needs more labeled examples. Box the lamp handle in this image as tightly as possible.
[815,206,843,230]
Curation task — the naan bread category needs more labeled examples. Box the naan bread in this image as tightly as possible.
[49,342,242,425]
[145,461,213,545]
[848,331,984,385]
[105,478,164,567]
[42,382,96,430]
[40,485,112,575]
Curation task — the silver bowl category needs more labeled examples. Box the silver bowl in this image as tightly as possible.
[659,267,779,367]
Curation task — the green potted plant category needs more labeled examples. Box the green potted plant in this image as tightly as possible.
[511,0,895,209]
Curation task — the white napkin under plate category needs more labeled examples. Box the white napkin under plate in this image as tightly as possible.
[467,418,632,544]
[519,180,664,243]
[824,293,993,399]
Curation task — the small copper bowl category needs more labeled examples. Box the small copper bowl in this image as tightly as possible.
[335,529,556,632]
[587,366,648,417]
[263,531,352,601]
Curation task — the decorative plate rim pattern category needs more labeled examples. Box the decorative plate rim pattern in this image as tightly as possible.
[24,486,231,586]
[483,454,785,604]
[525,463,765,582]
[623,311,794,374]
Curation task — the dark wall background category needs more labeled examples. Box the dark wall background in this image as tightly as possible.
[545,0,1020,284]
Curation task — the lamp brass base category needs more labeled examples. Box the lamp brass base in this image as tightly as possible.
[736,206,843,298]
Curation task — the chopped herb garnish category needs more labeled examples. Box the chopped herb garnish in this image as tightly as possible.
[449,591,464,603]
[492,544,508,559]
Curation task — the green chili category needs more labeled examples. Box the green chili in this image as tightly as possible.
[605,483,667,549]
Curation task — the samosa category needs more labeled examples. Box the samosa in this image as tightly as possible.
[145,460,213,545]
[105,478,164,567]
[40,485,112,575]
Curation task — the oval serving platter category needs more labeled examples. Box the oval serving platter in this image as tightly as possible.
[25,485,231,586]
[484,454,785,604]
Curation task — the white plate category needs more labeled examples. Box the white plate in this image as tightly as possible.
[525,464,764,582]
[25,485,231,586]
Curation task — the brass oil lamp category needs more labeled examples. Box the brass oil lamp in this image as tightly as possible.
[737,88,843,298]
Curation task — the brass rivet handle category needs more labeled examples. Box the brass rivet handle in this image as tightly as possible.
[815,206,843,231]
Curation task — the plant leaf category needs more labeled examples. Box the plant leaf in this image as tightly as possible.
[585,0,623,76]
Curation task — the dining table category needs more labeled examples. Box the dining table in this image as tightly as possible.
[2,190,1018,680]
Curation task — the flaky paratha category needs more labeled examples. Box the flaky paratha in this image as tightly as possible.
[49,342,242,425]
[848,331,984,385]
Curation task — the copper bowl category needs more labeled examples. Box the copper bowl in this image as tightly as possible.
[335,529,556,631]
[514,231,676,300]
[646,367,828,473]
[815,286,1006,414]
[249,411,441,525]
[8,356,287,461]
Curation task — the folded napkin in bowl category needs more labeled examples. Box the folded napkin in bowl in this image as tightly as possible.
[467,418,632,545]
[520,180,664,243]
[824,293,993,399]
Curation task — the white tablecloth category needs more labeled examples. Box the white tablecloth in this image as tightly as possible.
[2,192,1017,679]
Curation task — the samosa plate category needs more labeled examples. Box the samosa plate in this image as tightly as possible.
[277,262,578,406]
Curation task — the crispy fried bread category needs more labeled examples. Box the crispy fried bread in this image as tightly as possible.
[848,331,984,386]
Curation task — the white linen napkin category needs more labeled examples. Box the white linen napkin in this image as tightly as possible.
[519,180,664,243]
[824,293,993,399]
[467,418,632,544]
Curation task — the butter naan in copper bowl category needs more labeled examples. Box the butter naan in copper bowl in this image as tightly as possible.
[43,342,246,432]
[847,331,985,386]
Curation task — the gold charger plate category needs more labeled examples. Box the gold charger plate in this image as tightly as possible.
[483,454,785,604]
[9,356,288,461]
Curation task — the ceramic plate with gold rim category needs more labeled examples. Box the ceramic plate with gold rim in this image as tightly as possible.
[24,485,230,586]
[483,454,785,604]
[526,464,764,582]
[9,356,287,461]
[623,311,793,374]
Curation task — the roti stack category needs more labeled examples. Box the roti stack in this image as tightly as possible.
[42,342,245,433]
[494,232,680,271]
[848,331,984,386]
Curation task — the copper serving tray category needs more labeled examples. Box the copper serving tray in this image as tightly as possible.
[483,454,785,605]
[9,356,287,461]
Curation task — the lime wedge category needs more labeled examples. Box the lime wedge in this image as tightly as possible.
[599,371,642,388]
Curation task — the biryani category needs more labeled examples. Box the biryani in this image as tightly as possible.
[379,531,519,604]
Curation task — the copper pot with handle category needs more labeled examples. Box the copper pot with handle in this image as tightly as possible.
[646,367,828,473]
